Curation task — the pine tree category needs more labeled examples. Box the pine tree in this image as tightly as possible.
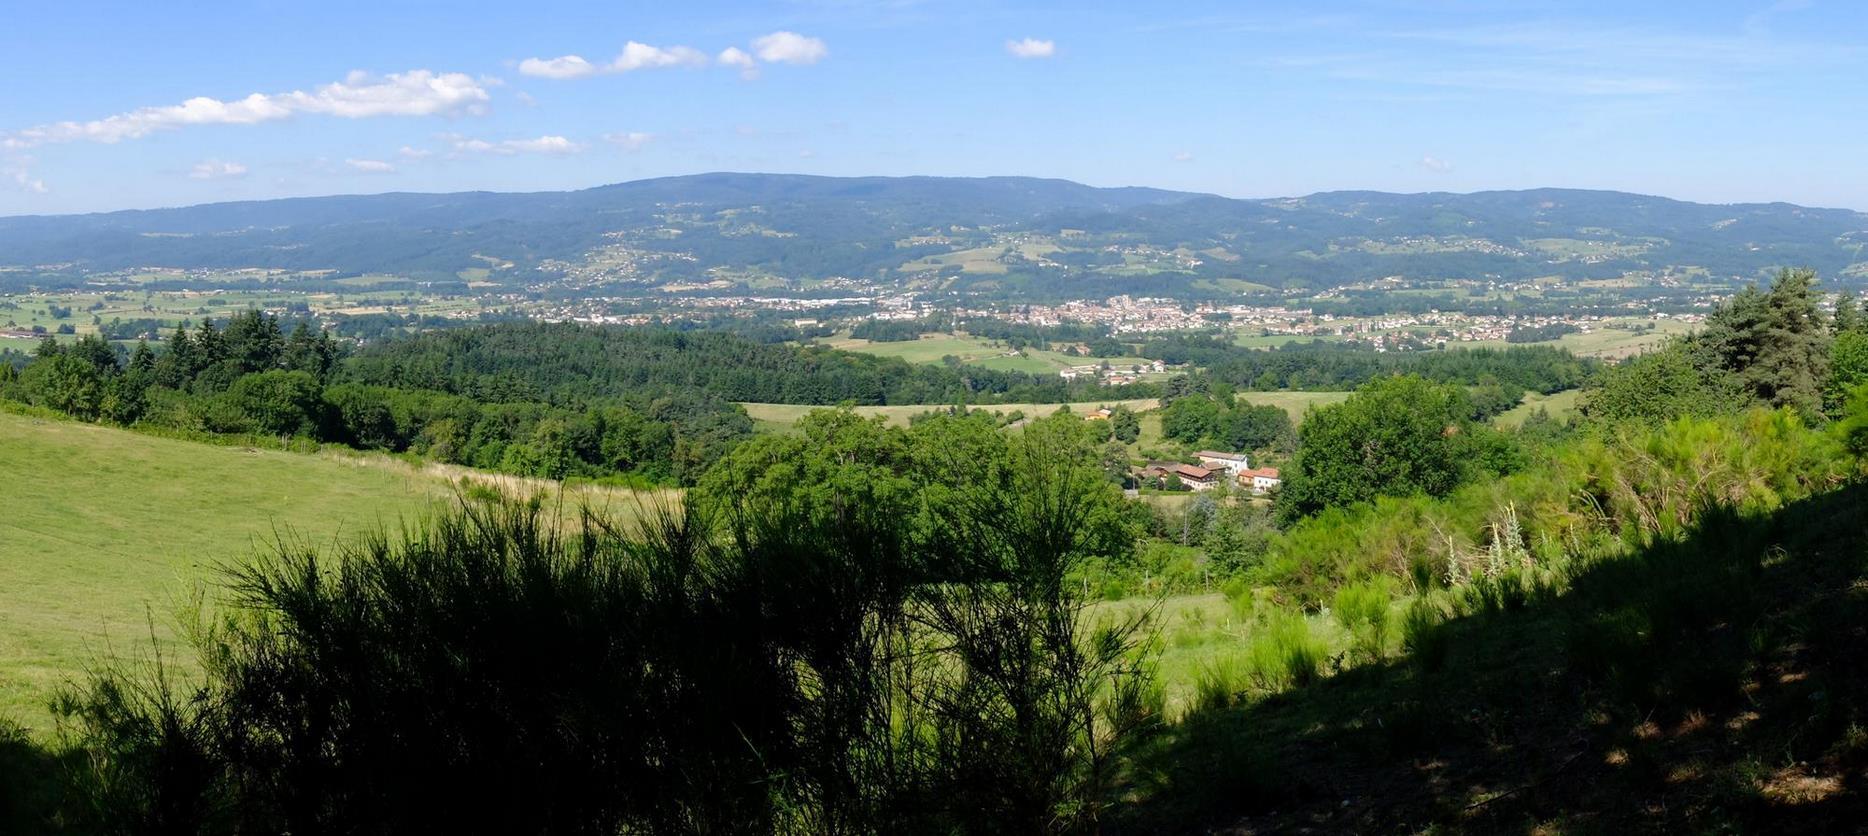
[1700,268,1831,417]
[1836,292,1863,334]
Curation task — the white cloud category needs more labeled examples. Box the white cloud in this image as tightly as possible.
[614,41,708,71]
[4,160,47,194]
[398,145,433,160]
[447,134,586,155]
[519,55,600,79]
[753,31,828,65]
[718,46,760,79]
[4,70,489,149]
[346,158,397,173]
[1419,154,1453,172]
[603,131,655,151]
[1172,150,1194,162]
[188,159,248,180]
[1005,37,1056,59]
[518,34,826,82]
[520,42,707,79]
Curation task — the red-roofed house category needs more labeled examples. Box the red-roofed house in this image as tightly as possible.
[1239,467,1282,494]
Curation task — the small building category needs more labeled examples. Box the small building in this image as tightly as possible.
[1139,462,1218,491]
[1239,467,1282,494]
[1194,450,1249,477]
[1085,407,1114,421]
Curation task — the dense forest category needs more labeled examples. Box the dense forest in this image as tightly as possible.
[338,321,1154,405]
[0,318,1154,485]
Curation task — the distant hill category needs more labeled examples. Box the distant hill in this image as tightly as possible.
[1,173,1863,294]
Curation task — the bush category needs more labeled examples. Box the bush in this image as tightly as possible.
[1245,609,1326,691]
[1401,596,1452,672]
[1333,577,1395,661]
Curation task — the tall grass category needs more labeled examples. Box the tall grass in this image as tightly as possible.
[1245,610,1327,691]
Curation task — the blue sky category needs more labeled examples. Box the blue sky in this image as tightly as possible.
[3,0,1865,215]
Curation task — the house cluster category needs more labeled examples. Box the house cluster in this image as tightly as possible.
[1137,451,1281,495]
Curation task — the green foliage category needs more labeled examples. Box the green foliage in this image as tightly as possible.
[1279,375,1511,519]
[1838,383,1868,460]
[1262,407,1849,605]
[207,370,325,437]
[1109,404,1141,443]
[34,408,1156,833]
[1825,329,1868,416]
[1399,595,1451,671]
[1580,341,1740,425]
[1696,267,1831,418]
[1244,609,1326,691]
[1332,577,1396,661]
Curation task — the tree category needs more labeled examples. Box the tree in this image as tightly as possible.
[1279,376,1483,519]
[223,309,284,374]
[212,370,325,437]
[19,351,105,420]
[283,321,337,377]
[1835,292,1862,335]
[1826,329,1868,417]
[1159,395,1220,444]
[1698,268,1831,417]
[1217,401,1293,452]
[1109,405,1141,443]
[1582,342,1740,425]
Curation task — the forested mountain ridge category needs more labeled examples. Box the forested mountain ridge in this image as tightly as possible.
[2,174,1863,293]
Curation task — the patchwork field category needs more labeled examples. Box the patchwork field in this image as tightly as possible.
[0,411,653,734]
[827,332,1146,377]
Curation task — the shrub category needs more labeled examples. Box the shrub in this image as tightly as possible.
[1401,595,1452,672]
[1332,577,1395,661]
[1245,609,1326,691]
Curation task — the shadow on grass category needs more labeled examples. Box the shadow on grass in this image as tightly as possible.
[1119,482,1868,834]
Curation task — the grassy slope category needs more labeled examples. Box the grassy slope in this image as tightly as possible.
[1123,483,1868,833]
[1495,388,1585,428]
[0,412,656,733]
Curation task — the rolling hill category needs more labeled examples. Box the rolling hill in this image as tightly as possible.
[1,173,1863,295]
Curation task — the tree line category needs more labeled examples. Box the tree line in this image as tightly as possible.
[0,313,753,485]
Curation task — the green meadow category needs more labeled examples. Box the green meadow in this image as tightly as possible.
[0,411,653,734]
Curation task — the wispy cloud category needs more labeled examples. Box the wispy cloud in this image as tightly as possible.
[519,42,707,79]
[445,134,586,155]
[1419,155,1453,173]
[1005,37,1055,59]
[4,70,490,148]
[188,159,248,180]
[4,159,47,194]
[603,131,654,151]
[1244,15,1858,99]
[718,47,759,80]
[521,33,826,81]
[345,158,396,174]
[398,145,432,160]
[1172,150,1193,163]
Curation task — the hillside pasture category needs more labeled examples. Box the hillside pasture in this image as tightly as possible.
[0,411,660,734]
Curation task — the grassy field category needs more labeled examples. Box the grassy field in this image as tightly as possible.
[0,286,492,343]
[1495,388,1585,428]
[1233,390,1352,421]
[1462,317,1694,359]
[739,399,1160,431]
[826,332,1146,377]
[0,412,654,734]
